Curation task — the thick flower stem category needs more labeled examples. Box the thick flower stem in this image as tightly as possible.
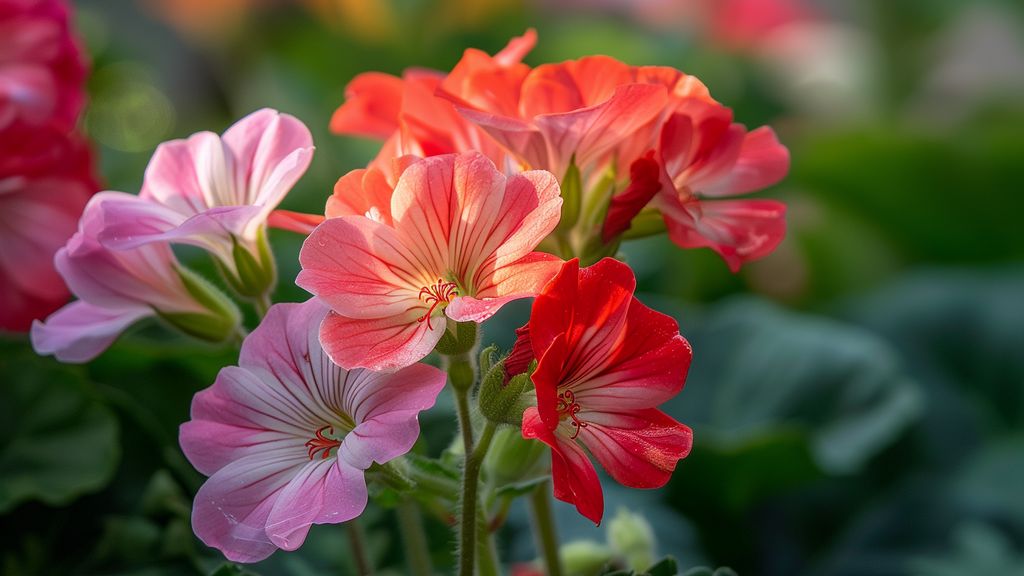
[346,519,373,576]
[476,504,500,576]
[529,481,564,576]
[458,419,497,576]
[397,500,433,576]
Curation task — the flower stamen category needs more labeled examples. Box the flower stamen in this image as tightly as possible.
[305,425,341,460]
[556,390,588,439]
[417,278,458,329]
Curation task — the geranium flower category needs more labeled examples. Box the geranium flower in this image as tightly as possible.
[606,99,790,271]
[328,32,537,169]
[1,124,98,332]
[0,0,87,131]
[31,192,240,362]
[297,151,562,371]
[516,258,693,524]
[96,108,314,294]
[434,33,789,269]
[180,299,446,562]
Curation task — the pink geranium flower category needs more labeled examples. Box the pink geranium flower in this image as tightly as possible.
[31,192,240,362]
[515,258,693,524]
[96,108,314,290]
[1,124,98,332]
[180,299,446,562]
[0,0,87,131]
[297,151,563,371]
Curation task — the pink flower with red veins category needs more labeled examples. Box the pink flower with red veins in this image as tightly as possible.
[0,0,88,131]
[180,299,446,562]
[96,109,314,292]
[31,193,240,362]
[297,151,563,371]
[514,258,693,524]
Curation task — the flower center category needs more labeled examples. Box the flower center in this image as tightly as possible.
[556,390,588,439]
[305,425,342,460]
[417,278,458,330]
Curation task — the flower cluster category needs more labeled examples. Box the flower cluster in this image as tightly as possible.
[27,29,789,571]
[0,0,99,331]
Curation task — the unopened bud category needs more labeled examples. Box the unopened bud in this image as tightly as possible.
[607,508,656,572]
[561,540,614,575]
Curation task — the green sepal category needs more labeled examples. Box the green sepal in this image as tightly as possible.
[162,267,240,342]
[478,355,535,425]
[435,319,479,356]
[557,158,582,232]
[227,229,276,298]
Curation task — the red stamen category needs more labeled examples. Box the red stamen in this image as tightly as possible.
[556,390,588,439]
[305,425,341,460]
[416,278,458,329]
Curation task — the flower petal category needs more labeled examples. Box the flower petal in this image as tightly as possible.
[522,407,604,525]
[265,459,367,552]
[578,409,692,490]
[329,72,405,138]
[319,309,444,372]
[698,126,790,197]
[660,196,787,272]
[30,301,150,363]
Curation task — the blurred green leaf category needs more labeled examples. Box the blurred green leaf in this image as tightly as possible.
[908,522,1024,576]
[0,346,120,512]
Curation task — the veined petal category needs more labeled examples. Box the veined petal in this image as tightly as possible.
[222,108,314,210]
[140,131,223,215]
[190,447,311,563]
[660,196,787,272]
[297,216,425,319]
[30,301,151,363]
[522,407,604,525]
[319,310,444,372]
[265,460,367,551]
[326,166,399,224]
[698,126,790,197]
[578,409,692,490]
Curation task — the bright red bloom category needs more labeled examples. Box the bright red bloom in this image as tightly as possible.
[0,0,87,131]
[0,124,98,331]
[517,258,693,524]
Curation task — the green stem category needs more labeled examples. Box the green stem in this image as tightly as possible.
[476,503,500,576]
[530,481,564,576]
[397,500,433,576]
[347,519,373,576]
[253,292,272,319]
[458,420,497,576]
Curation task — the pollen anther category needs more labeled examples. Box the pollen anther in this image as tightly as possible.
[556,390,588,439]
[416,278,458,329]
[305,425,341,460]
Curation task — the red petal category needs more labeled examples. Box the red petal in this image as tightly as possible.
[602,150,663,241]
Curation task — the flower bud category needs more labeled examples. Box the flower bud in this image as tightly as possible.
[223,228,276,299]
[561,540,614,575]
[478,348,535,425]
[483,426,548,487]
[607,508,656,572]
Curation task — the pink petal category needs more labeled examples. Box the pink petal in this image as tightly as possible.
[698,126,790,197]
[445,252,562,323]
[660,196,787,272]
[139,131,222,213]
[522,407,604,525]
[297,216,424,319]
[190,447,312,563]
[578,409,692,490]
[325,166,399,224]
[265,460,368,552]
[30,301,150,363]
[222,109,314,212]
[319,310,444,372]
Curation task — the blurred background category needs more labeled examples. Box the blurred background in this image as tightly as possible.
[2,0,1023,574]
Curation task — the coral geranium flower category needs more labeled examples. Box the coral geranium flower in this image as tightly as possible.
[515,258,693,524]
[180,299,446,562]
[297,151,563,371]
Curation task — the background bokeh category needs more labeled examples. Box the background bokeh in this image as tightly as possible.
[2,0,1023,575]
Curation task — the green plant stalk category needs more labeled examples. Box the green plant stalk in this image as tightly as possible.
[476,500,500,576]
[397,500,433,576]
[530,481,564,576]
[347,519,373,576]
[458,420,497,576]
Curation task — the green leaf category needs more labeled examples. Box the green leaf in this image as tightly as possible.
[0,347,120,512]
[210,563,261,576]
[908,522,1024,576]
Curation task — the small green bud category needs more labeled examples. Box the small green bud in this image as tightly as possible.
[478,356,535,425]
[561,540,614,576]
[483,427,548,487]
[607,508,656,572]
[223,228,276,298]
